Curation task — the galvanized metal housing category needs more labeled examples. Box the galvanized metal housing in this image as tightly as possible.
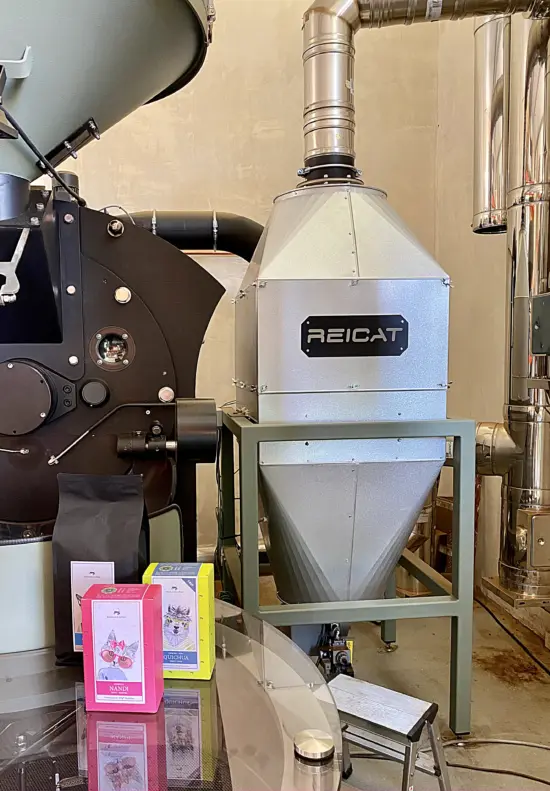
[235,183,450,603]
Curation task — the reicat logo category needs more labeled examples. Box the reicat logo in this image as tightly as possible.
[301,315,408,358]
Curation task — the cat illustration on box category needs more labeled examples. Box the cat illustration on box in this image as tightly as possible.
[163,604,192,648]
[97,630,139,681]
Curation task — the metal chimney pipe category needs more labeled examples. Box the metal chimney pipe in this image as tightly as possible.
[301,0,539,180]
[473,16,510,234]
[500,15,550,596]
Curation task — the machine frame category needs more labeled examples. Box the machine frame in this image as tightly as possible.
[219,411,476,735]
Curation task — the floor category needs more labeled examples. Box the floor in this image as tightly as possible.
[344,603,550,790]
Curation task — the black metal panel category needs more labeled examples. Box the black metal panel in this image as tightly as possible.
[0,206,224,560]
[0,198,85,380]
[532,294,550,355]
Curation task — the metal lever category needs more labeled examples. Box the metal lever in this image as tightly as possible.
[0,227,30,305]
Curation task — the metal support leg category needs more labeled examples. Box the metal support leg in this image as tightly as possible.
[381,572,397,647]
[427,721,452,791]
[220,423,236,544]
[401,742,419,791]
[449,427,475,735]
[342,738,353,780]
[239,427,260,614]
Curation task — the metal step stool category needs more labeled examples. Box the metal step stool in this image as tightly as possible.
[328,675,452,791]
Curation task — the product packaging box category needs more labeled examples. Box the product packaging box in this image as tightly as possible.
[71,561,115,653]
[164,679,219,786]
[143,563,215,680]
[87,706,167,791]
[81,583,163,713]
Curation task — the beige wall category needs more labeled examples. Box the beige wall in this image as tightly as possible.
[69,3,513,585]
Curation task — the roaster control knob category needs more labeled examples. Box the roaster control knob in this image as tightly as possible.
[81,380,109,408]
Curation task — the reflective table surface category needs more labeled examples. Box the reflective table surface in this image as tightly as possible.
[0,601,342,790]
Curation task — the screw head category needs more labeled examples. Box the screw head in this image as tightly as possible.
[63,399,72,408]
[538,537,545,546]
[39,412,46,419]
[64,213,75,224]
[96,333,102,340]
[158,386,175,403]
[68,355,79,366]
[121,333,128,340]
[114,287,132,304]
[107,218,125,238]
[63,385,71,394]
[96,359,103,366]
[122,359,129,366]
[66,285,76,295]
[7,363,13,369]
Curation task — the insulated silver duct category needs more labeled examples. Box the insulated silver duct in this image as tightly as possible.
[501,15,550,596]
[473,16,510,233]
[301,0,538,178]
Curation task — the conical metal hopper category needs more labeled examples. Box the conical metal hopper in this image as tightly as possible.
[235,184,450,604]
[0,0,210,185]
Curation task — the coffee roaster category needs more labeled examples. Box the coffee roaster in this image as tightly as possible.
[0,0,268,653]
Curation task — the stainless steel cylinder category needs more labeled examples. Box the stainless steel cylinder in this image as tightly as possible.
[358,0,538,28]
[473,16,510,233]
[501,16,550,595]
[303,4,358,166]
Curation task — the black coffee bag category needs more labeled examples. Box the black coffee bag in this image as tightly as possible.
[52,473,150,666]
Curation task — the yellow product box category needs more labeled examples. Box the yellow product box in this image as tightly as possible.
[143,562,215,680]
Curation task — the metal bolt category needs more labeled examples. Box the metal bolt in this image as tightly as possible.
[39,412,46,419]
[538,537,545,546]
[36,202,45,211]
[535,322,540,331]
[68,355,79,366]
[122,359,129,366]
[122,333,128,340]
[63,385,71,394]
[96,359,103,366]
[63,399,71,408]
[7,363,13,369]
[107,218,125,238]
[114,286,132,304]
[66,285,76,295]
[158,386,175,403]
[96,333,102,340]
[145,410,151,416]
[64,213,74,224]
[30,217,39,226]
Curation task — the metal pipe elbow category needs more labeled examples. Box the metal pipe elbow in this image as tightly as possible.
[304,0,361,29]
[476,421,522,476]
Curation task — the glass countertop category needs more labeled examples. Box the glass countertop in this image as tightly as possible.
[0,601,342,790]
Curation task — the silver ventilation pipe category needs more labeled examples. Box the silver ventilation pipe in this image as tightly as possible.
[500,15,550,596]
[473,16,510,233]
[301,0,539,181]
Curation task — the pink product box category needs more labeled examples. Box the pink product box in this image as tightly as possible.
[87,707,167,791]
[81,584,163,713]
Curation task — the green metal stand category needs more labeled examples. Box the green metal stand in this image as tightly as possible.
[219,412,476,735]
